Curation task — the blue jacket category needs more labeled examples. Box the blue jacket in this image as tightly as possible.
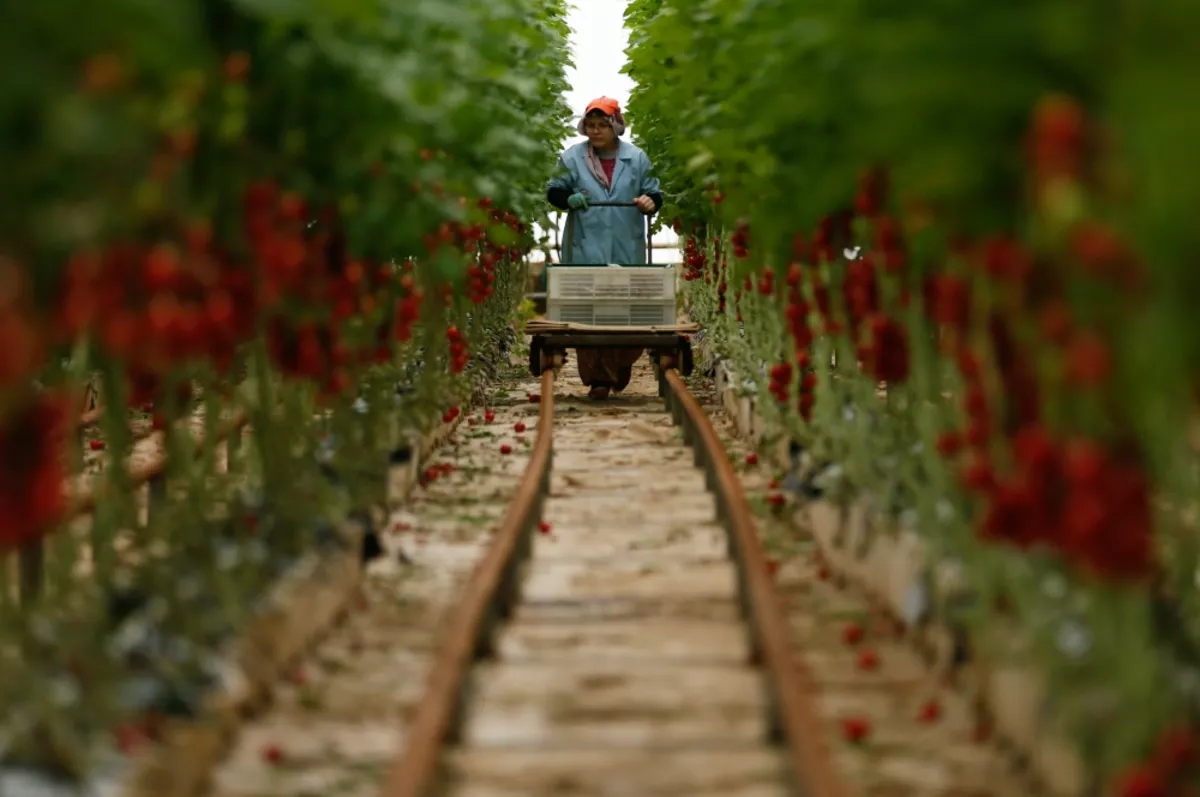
[547,140,662,264]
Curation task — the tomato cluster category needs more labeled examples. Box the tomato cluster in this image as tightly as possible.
[0,398,69,552]
[446,326,469,375]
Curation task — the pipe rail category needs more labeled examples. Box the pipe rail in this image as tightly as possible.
[660,367,852,797]
[381,369,556,797]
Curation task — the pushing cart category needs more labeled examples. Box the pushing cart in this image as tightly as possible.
[527,201,696,381]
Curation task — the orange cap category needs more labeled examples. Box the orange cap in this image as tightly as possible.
[585,96,621,116]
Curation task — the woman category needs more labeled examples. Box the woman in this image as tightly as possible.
[546,97,664,400]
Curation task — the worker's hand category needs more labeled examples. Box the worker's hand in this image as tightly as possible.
[633,195,655,214]
[567,192,589,211]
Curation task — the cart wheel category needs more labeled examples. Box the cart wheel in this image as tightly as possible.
[679,338,694,377]
[539,348,565,375]
[529,336,543,377]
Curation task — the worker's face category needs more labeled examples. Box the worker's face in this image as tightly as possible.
[583,116,616,148]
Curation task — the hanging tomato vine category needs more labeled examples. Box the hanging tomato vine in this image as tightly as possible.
[0,0,571,782]
[627,0,1200,790]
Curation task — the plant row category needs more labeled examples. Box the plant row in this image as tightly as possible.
[0,0,571,783]
[625,0,1200,791]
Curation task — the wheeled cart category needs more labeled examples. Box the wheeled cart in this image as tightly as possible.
[528,201,695,381]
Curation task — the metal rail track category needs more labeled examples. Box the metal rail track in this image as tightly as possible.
[381,365,851,797]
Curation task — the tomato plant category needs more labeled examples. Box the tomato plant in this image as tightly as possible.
[627,0,1200,788]
[0,0,572,781]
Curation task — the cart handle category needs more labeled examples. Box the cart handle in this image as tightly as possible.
[558,203,656,264]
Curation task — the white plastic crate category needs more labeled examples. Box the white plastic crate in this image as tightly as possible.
[546,265,676,327]
[548,265,675,300]
[548,297,676,326]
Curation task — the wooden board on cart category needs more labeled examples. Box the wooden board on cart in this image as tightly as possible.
[526,319,700,334]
